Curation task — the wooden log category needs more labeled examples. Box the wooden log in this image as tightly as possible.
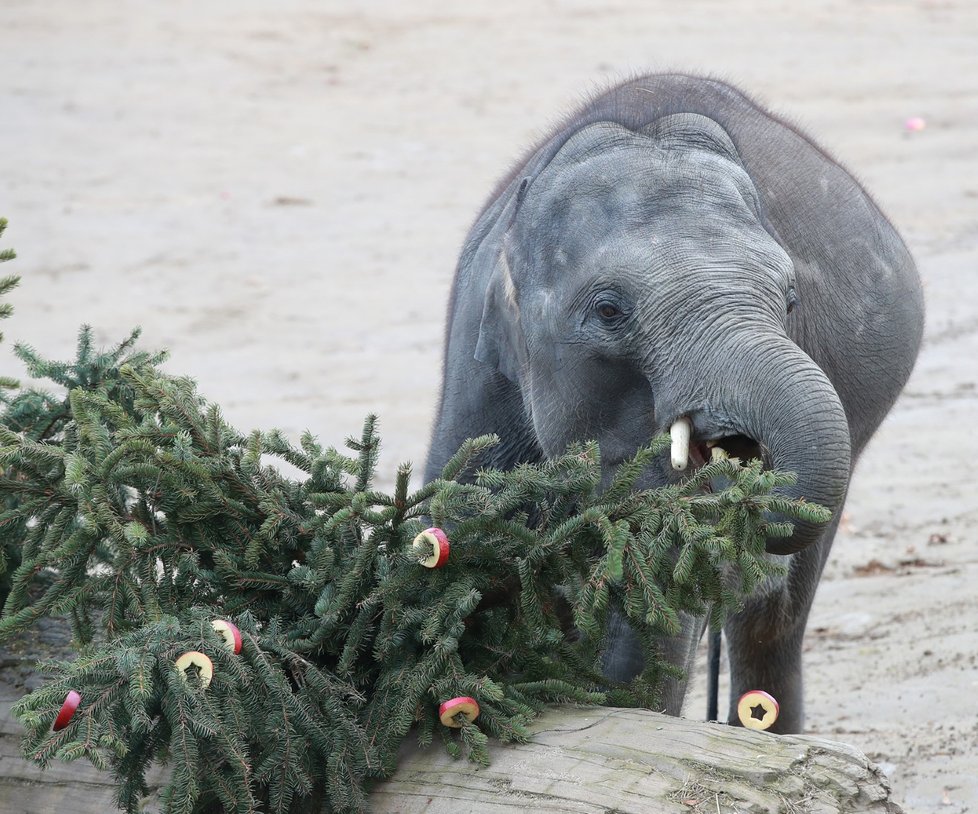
[0,695,900,813]
[374,708,901,814]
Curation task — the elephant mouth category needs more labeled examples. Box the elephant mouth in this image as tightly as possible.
[669,418,766,480]
[706,434,766,465]
[680,432,766,472]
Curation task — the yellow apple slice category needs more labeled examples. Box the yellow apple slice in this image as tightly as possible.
[737,689,779,730]
[211,619,243,654]
[52,690,81,731]
[175,651,214,689]
[438,696,480,727]
[412,527,450,569]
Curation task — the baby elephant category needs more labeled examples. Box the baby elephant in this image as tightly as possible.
[424,73,923,733]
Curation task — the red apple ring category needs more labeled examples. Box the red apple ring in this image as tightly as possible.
[52,690,81,732]
[413,527,450,569]
[175,651,214,689]
[438,696,480,728]
[737,689,779,730]
[211,619,243,654]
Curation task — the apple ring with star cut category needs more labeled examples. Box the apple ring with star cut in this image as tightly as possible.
[737,690,779,730]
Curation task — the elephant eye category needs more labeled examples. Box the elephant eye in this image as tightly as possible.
[585,289,631,327]
[786,287,799,315]
[595,302,623,321]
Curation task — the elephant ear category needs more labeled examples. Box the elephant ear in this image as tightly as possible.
[642,112,744,167]
[474,250,526,383]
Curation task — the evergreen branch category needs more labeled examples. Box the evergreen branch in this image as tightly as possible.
[0,324,828,813]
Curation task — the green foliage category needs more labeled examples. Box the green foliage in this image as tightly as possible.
[0,218,18,600]
[0,327,830,813]
[0,324,166,609]
[0,218,14,266]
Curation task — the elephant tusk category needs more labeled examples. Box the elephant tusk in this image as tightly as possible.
[670,417,692,471]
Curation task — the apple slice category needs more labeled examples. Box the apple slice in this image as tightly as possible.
[737,689,779,731]
[52,690,81,732]
[438,696,480,728]
[175,651,214,689]
[412,527,450,569]
[211,619,242,654]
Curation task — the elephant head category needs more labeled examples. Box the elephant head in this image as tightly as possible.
[474,113,851,554]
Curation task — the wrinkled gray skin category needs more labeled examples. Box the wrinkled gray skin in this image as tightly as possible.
[424,74,924,733]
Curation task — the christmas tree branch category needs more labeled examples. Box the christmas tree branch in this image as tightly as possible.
[0,325,830,813]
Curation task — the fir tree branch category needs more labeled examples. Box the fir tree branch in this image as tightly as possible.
[0,325,831,813]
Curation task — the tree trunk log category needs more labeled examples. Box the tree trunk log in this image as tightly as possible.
[373,707,901,813]
[0,696,900,813]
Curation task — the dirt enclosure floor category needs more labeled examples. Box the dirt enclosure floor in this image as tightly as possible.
[1,1,977,811]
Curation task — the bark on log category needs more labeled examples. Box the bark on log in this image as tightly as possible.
[0,697,900,813]
[374,707,902,813]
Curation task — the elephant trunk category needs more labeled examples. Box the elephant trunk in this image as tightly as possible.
[734,337,850,554]
[670,335,851,555]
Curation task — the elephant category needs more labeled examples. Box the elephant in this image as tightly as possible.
[423,73,924,733]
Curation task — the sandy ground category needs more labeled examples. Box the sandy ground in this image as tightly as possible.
[1,1,977,811]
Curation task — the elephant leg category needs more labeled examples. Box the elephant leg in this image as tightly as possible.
[724,608,808,733]
[724,506,845,734]
[602,607,706,715]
